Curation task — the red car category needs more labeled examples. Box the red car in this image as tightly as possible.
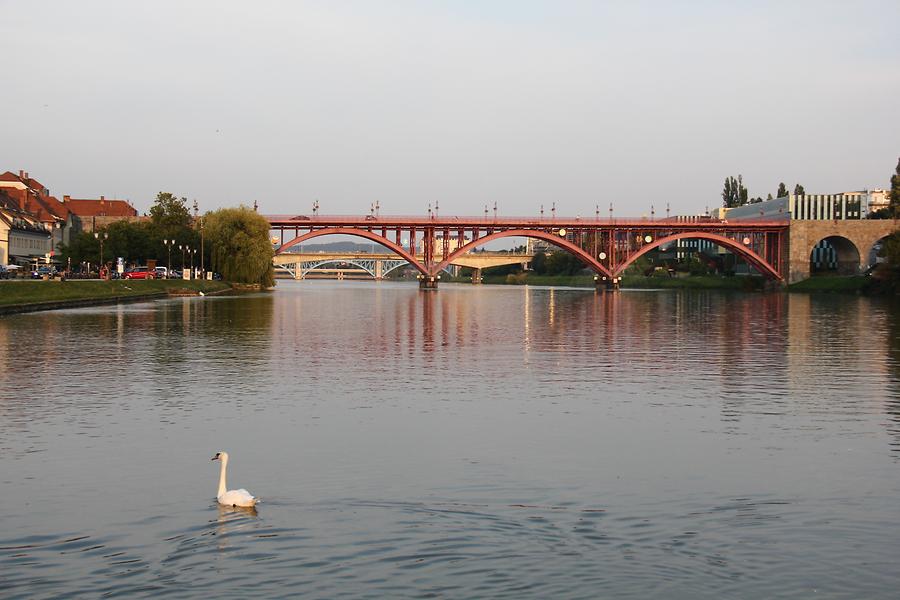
[123,266,156,280]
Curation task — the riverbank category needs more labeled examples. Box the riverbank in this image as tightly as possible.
[472,272,766,290]
[454,272,884,293]
[786,275,873,293]
[0,280,233,315]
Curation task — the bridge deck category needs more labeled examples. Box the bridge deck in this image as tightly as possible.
[267,214,786,230]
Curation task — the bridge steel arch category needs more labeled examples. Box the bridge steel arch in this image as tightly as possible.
[614,232,783,280]
[276,228,428,275]
[432,229,614,279]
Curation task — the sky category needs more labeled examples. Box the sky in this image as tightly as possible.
[2,0,898,217]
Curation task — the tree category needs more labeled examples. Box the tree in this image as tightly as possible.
[776,183,788,198]
[204,206,274,286]
[767,193,774,201]
[794,184,805,196]
[530,251,547,274]
[890,157,900,218]
[543,250,584,275]
[150,192,192,231]
[722,175,749,208]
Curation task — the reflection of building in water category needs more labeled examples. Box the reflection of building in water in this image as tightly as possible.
[786,294,891,414]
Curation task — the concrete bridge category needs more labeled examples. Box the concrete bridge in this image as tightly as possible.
[273,251,531,281]
[266,213,896,287]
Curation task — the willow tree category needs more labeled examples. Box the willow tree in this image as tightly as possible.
[204,206,274,287]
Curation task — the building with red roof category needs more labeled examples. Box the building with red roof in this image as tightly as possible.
[0,170,74,261]
[62,194,141,233]
[0,187,52,266]
[0,170,145,265]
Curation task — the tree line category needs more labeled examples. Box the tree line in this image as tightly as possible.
[60,193,273,286]
[722,176,805,208]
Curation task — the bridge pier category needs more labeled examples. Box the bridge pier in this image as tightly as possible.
[418,274,439,290]
[593,274,618,291]
[374,259,383,281]
[472,267,482,284]
[293,262,303,280]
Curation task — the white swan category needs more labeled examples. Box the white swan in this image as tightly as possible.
[211,451,259,507]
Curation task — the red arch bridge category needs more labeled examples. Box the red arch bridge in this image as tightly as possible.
[267,214,789,288]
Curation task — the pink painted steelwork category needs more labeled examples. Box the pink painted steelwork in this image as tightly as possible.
[278,228,428,274]
[268,214,789,281]
[433,229,615,280]
[614,232,781,279]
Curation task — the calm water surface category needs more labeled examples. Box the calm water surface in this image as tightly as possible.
[1,281,900,598]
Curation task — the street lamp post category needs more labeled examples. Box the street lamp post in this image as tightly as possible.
[179,244,185,271]
[163,239,174,275]
[190,248,197,278]
[94,231,108,272]
[199,216,204,279]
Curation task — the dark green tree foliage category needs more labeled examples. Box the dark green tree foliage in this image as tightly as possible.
[59,220,155,266]
[890,157,900,218]
[59,190,202,269]
[722,175,748,208]
[205,206,274,286]
[544,251,585,275]
[794,184,805,196]
[150,192,192,231]
[776,182,788,198]
[530,251,547,274]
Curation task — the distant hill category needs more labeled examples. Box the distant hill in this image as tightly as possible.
[285,240,391,253]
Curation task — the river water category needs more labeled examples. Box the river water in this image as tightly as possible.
[1,281,899,599]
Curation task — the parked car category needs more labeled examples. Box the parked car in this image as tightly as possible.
[123,266,156,280]
[31,266,57,279]
[154,267,168,279]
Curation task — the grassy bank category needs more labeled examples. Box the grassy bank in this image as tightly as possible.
[475,272,765,290]
[481,273,595,287]
[0,279,232,308]
[787,275,872,293]
[620,275,764,290]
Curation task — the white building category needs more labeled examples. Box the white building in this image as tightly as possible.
[722,189,889,222]
[0,203,52,266]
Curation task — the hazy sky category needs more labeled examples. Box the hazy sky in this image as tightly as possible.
[2,0,898,217]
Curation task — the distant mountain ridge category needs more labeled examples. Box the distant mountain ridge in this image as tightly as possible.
[285,240,391,253]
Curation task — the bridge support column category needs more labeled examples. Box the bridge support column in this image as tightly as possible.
[593,274,616,291]
[293,262,303,280]
[374,259,383,280]
[418,274,439,290]
[472,267,482,284]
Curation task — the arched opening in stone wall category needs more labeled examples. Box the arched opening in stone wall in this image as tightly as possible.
[865,235,893,273]
[809,236,860,275]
